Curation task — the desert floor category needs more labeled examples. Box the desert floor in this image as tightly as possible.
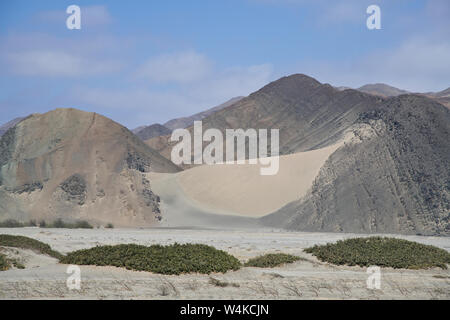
[0,227,449,300]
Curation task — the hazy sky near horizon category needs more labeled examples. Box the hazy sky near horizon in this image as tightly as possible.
[0,0,449,128]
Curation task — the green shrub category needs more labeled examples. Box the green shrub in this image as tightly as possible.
[105,223,114,229]
[0,234,62,259]
[304,237,450,269]
[61,243,241,275]
[244,253,302,268]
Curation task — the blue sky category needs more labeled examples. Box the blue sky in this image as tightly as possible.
[0,0,449,128]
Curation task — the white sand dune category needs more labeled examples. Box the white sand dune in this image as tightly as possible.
[149,142,341,220]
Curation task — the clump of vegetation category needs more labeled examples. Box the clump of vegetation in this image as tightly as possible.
[0,234,62,259]
[0,218,93,229]
[105,223,114,229]
[0,253,11,271]
[11,259,25,269]
[61,243,241,275]
[0,219,24,228]
[0,219,38,228]
[45,219,94,229]
[244,253,302,268]
[209,277,240,288]
[304,237,450,269]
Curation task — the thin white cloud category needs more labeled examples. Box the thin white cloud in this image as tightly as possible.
[135,51,212,84]
[6,50,122,77]
[294,36,450,92]
[318,1,364,25]
[0,31,125,78]
[188,64,274,102]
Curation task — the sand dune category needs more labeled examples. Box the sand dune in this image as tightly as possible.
[150,142,341,219]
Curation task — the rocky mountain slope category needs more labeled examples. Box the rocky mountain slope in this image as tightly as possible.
[424,87,450,108]
[163,96,244,131]
[146,74,384,159]
[262,95,450,235]
[133,123,171,141]
[0,108,180,226]
[0,117,25,136]
[357,83,409,97]
[132,97,243,142]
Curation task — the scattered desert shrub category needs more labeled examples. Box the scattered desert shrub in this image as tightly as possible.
[304,237,450,269]
[0,234,62,259]
[209,277,240,288]
[0,219,93,229]
[0,219,25,228]
[46,219,93,229]
[244,253,302,268]
[105,223,114,229]
[11,259,25,269]
[28,220,37,227]
[0,253,10,271]
[61,243,241,275]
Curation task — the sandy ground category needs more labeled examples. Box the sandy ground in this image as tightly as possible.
[149,143,341,218]
[0,227,449,300]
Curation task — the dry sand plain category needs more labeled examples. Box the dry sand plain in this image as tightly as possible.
[0,227,449,300]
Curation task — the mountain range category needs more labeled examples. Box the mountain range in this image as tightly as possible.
[132,97,244,141]
[0,75,448,235]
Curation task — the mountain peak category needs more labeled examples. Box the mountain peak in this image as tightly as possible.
[358,83,409,97]
[0,107,179,227]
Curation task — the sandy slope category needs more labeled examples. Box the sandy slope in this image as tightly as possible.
[150,143,341,220]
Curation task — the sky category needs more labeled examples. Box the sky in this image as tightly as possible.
[0,0,449,128]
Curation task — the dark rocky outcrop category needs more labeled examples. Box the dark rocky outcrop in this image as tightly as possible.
[60,174,87,205]
[12,182,43,194]
[262,95,450,235]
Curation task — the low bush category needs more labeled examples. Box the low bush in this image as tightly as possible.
[0,219,28,228]
[105,223,114,229]
[0,253,10,271]
[0,219,93,229]
[46,219,94,229]
[209,277,240,288]
[244,253,302,268]
[304,237,450,269]
[0,234,62,259]
[61,243,241,275]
